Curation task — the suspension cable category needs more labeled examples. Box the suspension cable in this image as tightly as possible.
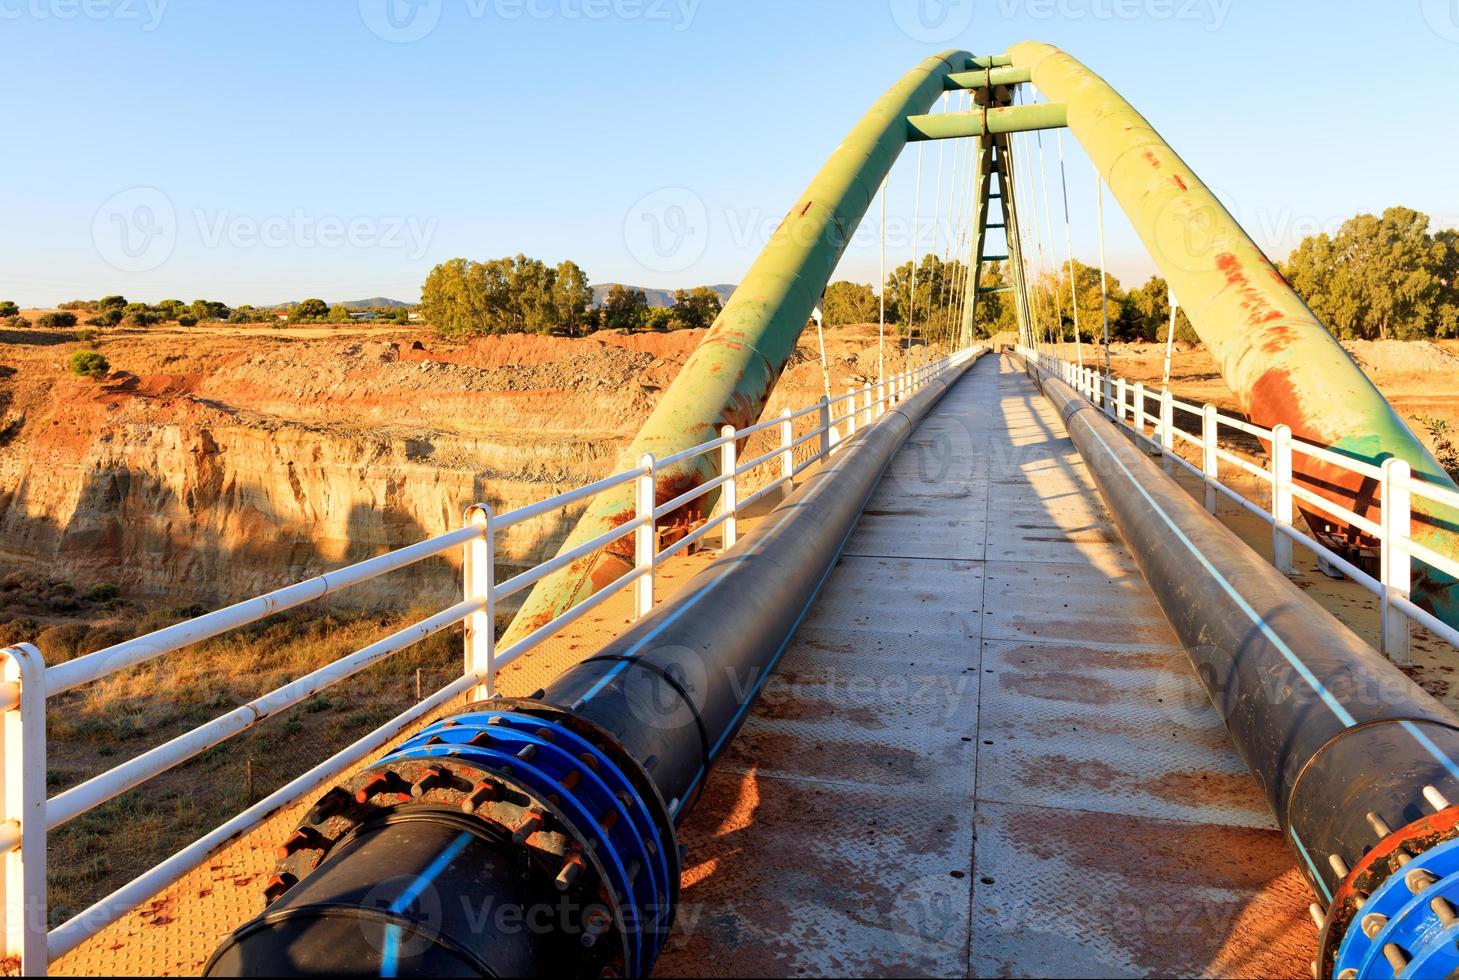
[879,175,887,385]
[909,141,924,357]
[1034,106,1065,351]
[1056,129,1083,370]
[939,92,962,352]
[1163,287,1179,389]
[1096,172,1111,380]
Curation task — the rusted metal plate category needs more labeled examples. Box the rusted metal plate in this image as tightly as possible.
[978,638,1273,829]
[799,555,982,640]
[969,801,1313,978]
[663,358,1309,978]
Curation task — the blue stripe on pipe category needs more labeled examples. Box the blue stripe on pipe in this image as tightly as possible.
[1289,827,1333,903]
[379,830,474,977]
[1075,387,1459,783]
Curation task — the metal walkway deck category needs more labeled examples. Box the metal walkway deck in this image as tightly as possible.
[653,353,1314,978]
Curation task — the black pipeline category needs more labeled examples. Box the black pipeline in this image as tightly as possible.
[1018,352,1459,979]
[204,349,986,978]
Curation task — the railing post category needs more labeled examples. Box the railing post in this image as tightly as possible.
[862,386,873,428]
[779,408,794,488]
[635,454,656,619]
[1271,424,1296,575]
[846,387,857,437]
[1381,457,1413,665]
[875,382,885,419]
[1133,382,1146,436]
[1115,377,1127,425]
[1102,371,1112,415]
[720,425,738,550]
[818,396,832,459]
[2,642,47,975]
[464,505,496,701]
[1160,389,1175,474]
[1202,404,1219,514]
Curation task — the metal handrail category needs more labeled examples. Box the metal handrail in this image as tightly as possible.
[1020,344,1459,665]
[0,344,980,974]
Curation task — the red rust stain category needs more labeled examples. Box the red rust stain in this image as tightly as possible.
[1172,174,1188,191]
[1250,367,1377,550]
[1140,769,1264,809]
[1000,671,1117,705]
[1018,754,1125,791]
[1142,149,1162,169]
[1215,251,1295,339]
[994,806,1314,979]
[799,200,813,218]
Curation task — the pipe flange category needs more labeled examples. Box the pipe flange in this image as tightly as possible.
[1319,805,1459,976]
[1329,836,1459,977]
[263,704,678,978]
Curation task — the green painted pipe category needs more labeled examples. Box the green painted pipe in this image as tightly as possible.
[946,66,1033,89]
[907,103,1067,141]
[1005,40,1459,624]
[500,50,980,647]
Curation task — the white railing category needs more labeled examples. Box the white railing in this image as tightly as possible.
[1017,344,1459,668]
[0,344,981,974]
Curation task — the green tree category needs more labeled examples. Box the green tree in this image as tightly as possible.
[37,312,78,329]
[97,295,127,313]
[189,299,232,322]
[0,301,17,318]
[328,304,355,323]
[884,254,968,339]
[670,286,723,330]
[822,281,878,326]
[601,284,649,331]
[293,298,329,321]
[1281,207,1459,340]
[550,260,594,336]
[68,351,109,378]
[1117,275,1194,343]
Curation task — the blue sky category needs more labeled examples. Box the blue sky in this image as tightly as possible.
[2,0,1457,307]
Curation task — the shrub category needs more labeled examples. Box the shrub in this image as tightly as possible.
[74,328,98,343]
[0,301,17,318]
[87,309,122,327]
[35,622,89,661]
[37,311,78,329]
[79,626,127,656]
[82,583,121,603]
[0,618,37,646]
[67,351,110,378]
[177,315,197,327]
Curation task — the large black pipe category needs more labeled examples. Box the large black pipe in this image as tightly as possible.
[205,349,987,979]
[1018,352,1459,977]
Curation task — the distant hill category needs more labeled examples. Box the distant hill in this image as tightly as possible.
[591,284,735,309]
[266,297,412,310]
[340,297,411,309]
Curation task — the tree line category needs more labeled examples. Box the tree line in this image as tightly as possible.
[0,296,412,329]
[822,206,1459,344]
[419,255,724,338]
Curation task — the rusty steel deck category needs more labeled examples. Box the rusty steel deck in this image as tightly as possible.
[652,354,1314,978]
[54,354,1316,977]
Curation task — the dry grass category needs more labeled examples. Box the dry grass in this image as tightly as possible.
[39,602,466,927]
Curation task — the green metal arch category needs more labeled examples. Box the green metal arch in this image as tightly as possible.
[504,42,1459,646]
